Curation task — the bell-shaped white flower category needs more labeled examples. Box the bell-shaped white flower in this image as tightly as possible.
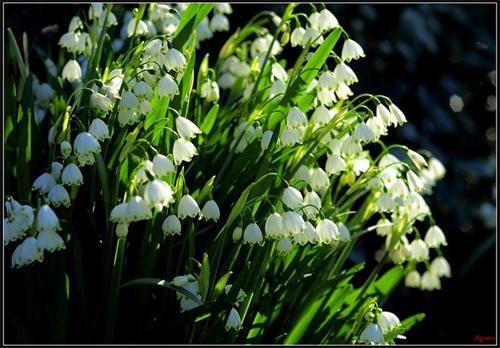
[89,118,110,141]
[210,13,229,32]
[225,308,242,331]
[341,39,365,63]
[341,136,362,156]
[61,163,83,186]
[358,323,385,344]
[311,105,334,127]
[127,18,148,37]
[35,205,61,233]
[12,237,44,268]
[303,27,323,47]
[389,103,407,125]
[162,215,182,236]
[375,218,392,236]
[32,172,57,194]
[290,27,305,47]
[218,73,236,89]
[282,187,303,210]
[276,237,293,255]
[202,200,220,222]
[47,185,71,208]
[424,225,447,248]
[260,130,273,150]
[37,231,65,253]
[62,59,82,83]
[126,196,152,222]
[326,154,347,176]
[173,138,198,165]
[136,160,154,184]
[143,179,175,211]
[152,154,175,177]
[158,74,179,98]
[232,226,243,242]
[332,62,357,85]
[405,270,421,288]
[410,239,429,262]
[377,311,401,334]
[353,123,375,143]
[176,117,201,140]
[265,212,284,239]
[243,223,263,246]
[51,162,64,181]
[304,221,320,244]
[337,222,351,242]
[200,80,220,103]
[428,157,446,180]
[271,63,288,82]
[376,193,394,212]
[90,91,113,113]
[430,256,451,278]
[164,48,186,71]
[110,202,130,224]
[177,195,201,219]
[420,270,441,290]
[406,170,424,192]
[283,211,305,236]
[318,9,339,32]
[73,132,101,162]
[316,219,339,245]
[280,128,302,147]
[303,191,321,219]
[294,165,311,183]
[310,168,329,193]
[407,150,428,170]
[286,107,308,128]
[115,223,129,239]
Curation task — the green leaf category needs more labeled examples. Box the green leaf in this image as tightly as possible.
[211,271,233,302]
[17,74,34,200]
[172,4,214,50]
[199,253,211,303]
[7,28,27,79]
[94,152,111,217]
[373,265,404,296]
[401,312,426,332]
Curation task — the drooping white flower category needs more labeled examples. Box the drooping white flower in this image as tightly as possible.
[197,18,213,42]
[376,103,397,127]
[282,187,303,210]
[376,193,394,213]
[164,48,187,71]
[61,163,83,186]
[59,31,91,55]
[424,225,447,248]
[143,179,175,211]
[311,105,334,127]
[377,311,401,334]
[341,136,362,156]
[326,154,347,176]
[318,9,339,32]
[337,222,351,242]
[176,117,201,140]
[162,215,182,236]
[430,256,451,278]
[407,150,428,170]
[260,130,273,150]
[35,205,61,233]
[127,18,148,37]
[90,91,113,113]
[303,191,321,219]
[89,118,110,141]
[32,172,57,194]
[341,39,365,63]
[265,212,284,239]
[177,195,201,219]
[332,62,357,85]
[283,211,306,236]
[280,128,302,147]
[200,80,220,103]
[406,170,424,192]
[310,168,329,193]
[375,218,392,236]
[110,202,130,224]
[49,162,63,181]
[410,239,429,262]
[302,27,323,47]
[243,223,263,245]
[126,196,152,222]
[47,185,71,208]
[428,157,446,180]
[73,132,101,166]
[286,107,308,128]
[405,270,421,288]
[11,237,44,268]
[115,223,129,239]
[218,73,236,89]
[271,62,288,82]
[420,270,441,290]
[152,154,175,177]
[215,3,232,14]
[294,165,311,183]
[276,237,293,255]
[358,323,385,345]
[158,74,179,98]
[62,59,82,83]
[366,116,388,139]
[173,138,198,165]
[316,219,339,245]
[304,221,320,244]
[389,179,409,199]
[37,231,65,253]
[290,27,305,47]
[202,200,220,222]
[353,123,375,143]
[225,308,242,331]
[210,13,229,32]
[389,103,407,125]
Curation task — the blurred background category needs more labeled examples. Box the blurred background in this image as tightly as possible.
[5,3,497,344]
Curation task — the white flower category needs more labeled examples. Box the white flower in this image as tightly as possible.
[172,275,189,287]
[280,128,302,147]
[73,132,101,159]
[127,18,148,37]
[294,165,311,183]
[405,270,421,288]
[377,311,401,334]
[337,222,351,242]
[375,218,392,236]
[59,32,91,54]
[90,91,113,113]
[173,138,198,164]
[62,59,82,83]
[282,187,303,210]
[406,170,424,192]
[143,179,175,211]
[243,223,263,245]
[358,323,385,344]
[341,39,365,63]
[410,239,429,262]
[68,16,83,32]
[162,215,182,236]
[290,27,305,47]
[366,116,388,139]
[428,157,446,180]
[50,162,64,181]
[332,62,357,85]
[326,154,347,176]
[197,18,213,41]
[316,219,339,245]
[276,238,293,255]
[303,191,321,219]
[376,103,397,127]
[35,205,61,233]
[176,117,201,140]
[225,308,242,331]
[341,136,362,156]
[110,202,130,224]
[424,225,447,248]
[311,105,334,127]
[232,226,243,242]
[218,73,236,89]
[376,193,394,213]
[335,82,353,100]
[61,163,83,186]
[286,107,308,128]
[265,212,284,239]
[420,270,441,290]
[37,231,65,253]
[407,150,428,170]
[47,185,71,208]
[11,237,44,268]
[178,195,201,219]
[302,27,323,47]
[202,200,220,221]
[126,196,152,222]
[283,211,306,236]
[319,9,339,32]
[152,154,175,177]
[304,221,320,244]
[260,130,273,150]
[353,123,375,143]
[389,103,407,125]
[134,81,154,100]
[430,256,451,278]
[32,172,56,194]
[210,13,229,32]
[158,74,179,98]
[215,3,232,14]
[389,179,409,199]
[164,48,187,71]
[310,168,329,193]
[271,63,288,82]
[89,118,110,141]
[200,80,220,103]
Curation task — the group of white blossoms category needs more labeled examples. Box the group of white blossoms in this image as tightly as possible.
[5,3,450,341]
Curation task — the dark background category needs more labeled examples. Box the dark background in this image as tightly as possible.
[4,3,497,344]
